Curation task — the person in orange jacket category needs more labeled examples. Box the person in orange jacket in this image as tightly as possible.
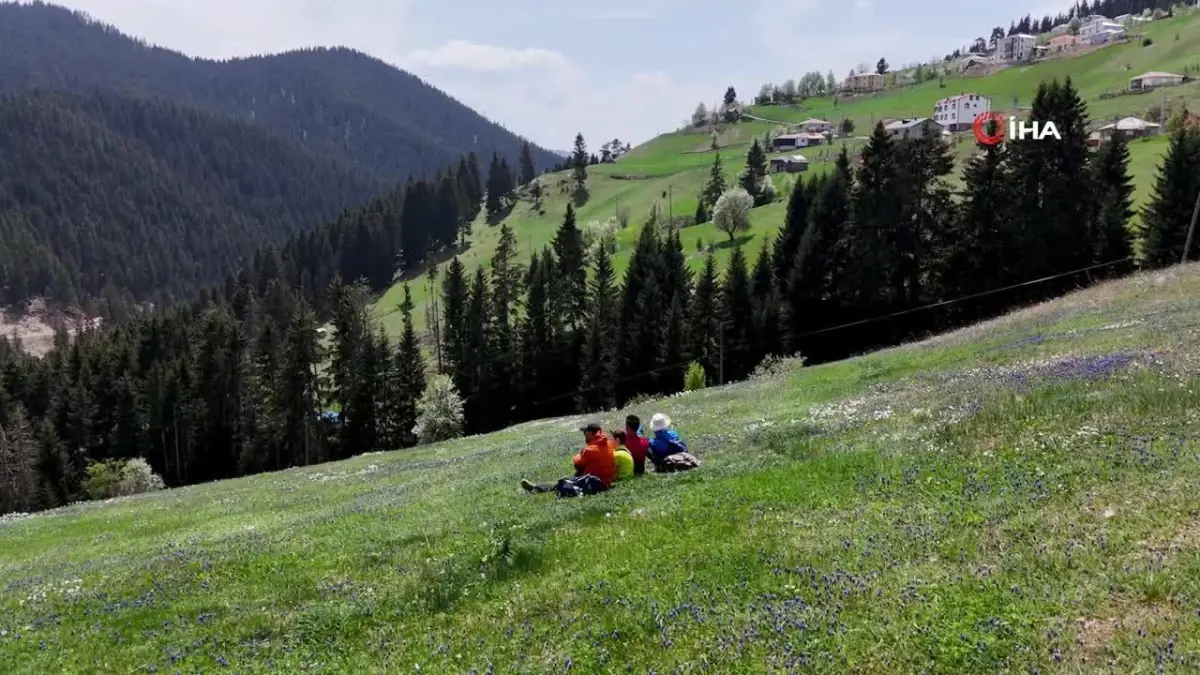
[521,423,616,497]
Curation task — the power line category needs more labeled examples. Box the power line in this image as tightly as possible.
[465,243,1190,413]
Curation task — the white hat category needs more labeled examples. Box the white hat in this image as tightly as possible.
[650,413,671,432]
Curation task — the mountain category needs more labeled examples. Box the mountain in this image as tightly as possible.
[0,1,561,311]
[0,89,385,308]
[0,2,560,180]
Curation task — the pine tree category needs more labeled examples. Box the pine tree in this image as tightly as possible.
[462,268,496,432]
[552,204,588,331]
[1090,132,1135,277]
[329,279,377,458]
[688,253,722,382]
[578,246,619,411]
[486,152,505,216]
[721,245,756,381]
[572,133,589,188]
[839,123,901,313]
[701,153,727,211]
[774,173,811,294]
[519,141,537,185]
[786,149,853,357]
[281,303,322,467]
[489,225,521,428]
[0,405,39,515]
[440,258,469,380]
[751,240,781,360]
[393,285,426,446]
[1141,122,1200,267]
[618,220,666,399]
[739,139,768,201]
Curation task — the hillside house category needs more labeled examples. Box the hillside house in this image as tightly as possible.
[998,34,1036,62]
[884,118,943,140]
[772,133,825,150]
[1097,116,1162,140]
[1081,16,1126,44]
[796,118,834,134]
[1047,34,1079,52]
[1129,71,1185,90]
[770,155,809,173]
[844,72,884,93]
[933,93,990,132]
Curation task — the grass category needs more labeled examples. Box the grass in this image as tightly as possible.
[370,10,1200,340]
[7,263,1200,672]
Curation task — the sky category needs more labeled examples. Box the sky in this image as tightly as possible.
[45,0,1070,151]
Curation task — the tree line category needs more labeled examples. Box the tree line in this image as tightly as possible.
[4,78,1200,516]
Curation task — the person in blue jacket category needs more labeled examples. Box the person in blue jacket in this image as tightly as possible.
[647,413,688,470]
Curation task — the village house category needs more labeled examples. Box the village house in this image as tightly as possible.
[883,117,943,140]
[932,93,990,132]
[997,34,1036,62]
[1080,15,1126,44]
[1047,34,1079,53]
[771,132,825,151]
[1129,71,1185,90]
[1097,116,1163,141]
[844,72,884,93]
[769,155,809,173]
[796,118,834,134]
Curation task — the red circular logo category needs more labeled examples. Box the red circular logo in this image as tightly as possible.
[972,112,1006,146]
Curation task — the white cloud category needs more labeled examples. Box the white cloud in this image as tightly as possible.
[49,0,413,59]
[404,41,582,78]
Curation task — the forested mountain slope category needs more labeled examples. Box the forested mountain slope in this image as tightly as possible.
[0,1,559,180]
[0,89,385,308]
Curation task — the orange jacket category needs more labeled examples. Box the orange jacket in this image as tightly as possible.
[573,430,616,487]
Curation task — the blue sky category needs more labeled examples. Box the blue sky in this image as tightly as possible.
[49,0,1066,150]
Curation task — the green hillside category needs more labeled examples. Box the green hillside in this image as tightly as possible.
[6,263,1200,673]
[374,9,1200,337]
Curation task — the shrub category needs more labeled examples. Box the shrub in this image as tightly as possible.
[1143,37,1153,47]
[750,353,807,380]
[683,362,707,391]
[82,458,165,500]
[414,374,465,444]
[581,218,620,258]
[758,176,778,204]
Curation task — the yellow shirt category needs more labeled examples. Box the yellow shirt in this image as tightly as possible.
[613,448,634,480]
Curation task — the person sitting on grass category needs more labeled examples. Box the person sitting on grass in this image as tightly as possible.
[623,414,650,475]
[647,413,700,473]
[521,423,616,497]
[610,430,635,482]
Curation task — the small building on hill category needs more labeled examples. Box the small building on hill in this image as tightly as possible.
[1129,71,1185,91]
[769,155,809,173]
[796,118,834,134]
[884,117,943,140]
[1047,34,1079,52]
[772,132,825,150]
[933,93,990,132]
[998,34,1036,62]
[1097,116,1162,141]
[844,72,884,93]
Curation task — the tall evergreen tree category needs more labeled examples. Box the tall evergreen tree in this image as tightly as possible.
[280,303,322,467]
[519,141,537,185]
[701,153,728,214]
[1090,132,1136,277]
[0,406,39,514]
[440,258,469,380]
[572,133,589,188]
[393,285,426,446]
[578,246,619,412]
[774,173,811,294]
[721,245,756,381]
[739,138,769,202]
[618,219,666,398]
[1141,122,1200,267]
[751,240,782,361]
[688,253,722,381]
[486,152,505,216]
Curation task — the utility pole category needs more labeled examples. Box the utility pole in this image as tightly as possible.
[1183,185,1200,264]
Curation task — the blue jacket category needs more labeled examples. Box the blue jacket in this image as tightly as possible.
[649,428,687,460]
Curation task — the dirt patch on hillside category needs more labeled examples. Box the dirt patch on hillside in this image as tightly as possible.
[1,301,100,357]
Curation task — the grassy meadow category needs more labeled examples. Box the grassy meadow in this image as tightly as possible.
[6,264,1200,673]
[373,9,1200,338]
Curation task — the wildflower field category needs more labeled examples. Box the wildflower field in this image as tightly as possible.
[6,265,1200,673]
